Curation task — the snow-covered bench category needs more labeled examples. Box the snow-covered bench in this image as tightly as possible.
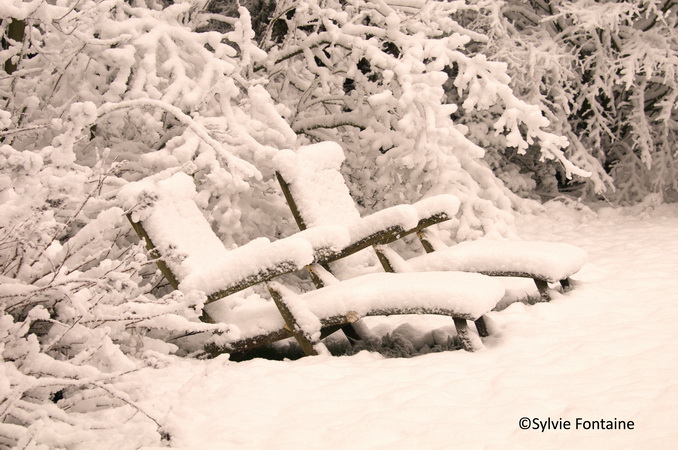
[120,171,505,355]
[273,142,587,304]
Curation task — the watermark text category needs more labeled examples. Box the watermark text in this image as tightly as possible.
[519,417,635,432]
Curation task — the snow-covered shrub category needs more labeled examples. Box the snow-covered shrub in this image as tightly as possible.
[0,143,224,447]
[2,0,300,246]
[257,0,589,240]
[484,0,677,202]
[1,0,300,445]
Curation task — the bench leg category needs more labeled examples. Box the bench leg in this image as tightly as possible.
[453,317,476,352]
[560,277,572,292]
[534,278,551,301]
[268,285,319,356]
[474,316,490,338]
[341,324,363,343]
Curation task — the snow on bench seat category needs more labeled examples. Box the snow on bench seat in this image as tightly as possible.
[210,271,505,352]
[119,172,351,299]
[272,141,586,300]
[299,271,504,322]
[207,294,286,345]
[407,240,588,283]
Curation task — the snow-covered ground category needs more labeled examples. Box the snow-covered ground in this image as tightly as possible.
[114,201,678,449]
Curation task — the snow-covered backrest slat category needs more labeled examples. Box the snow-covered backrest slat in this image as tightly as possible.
[274,142,424,240]
[274,142,363,229]
[120,172,229,282]
[120,172,318,299]
[274,142,460,238]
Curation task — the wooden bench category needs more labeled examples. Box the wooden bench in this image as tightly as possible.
[120,170,505,355]
[273,142,587,305]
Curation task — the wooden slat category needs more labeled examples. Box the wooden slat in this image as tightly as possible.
[205,260,303,304]
[268,284,319,356]
[534,278,551,301]
[276,172,308,231]
[277,171,453,265]
[363,306,477,321]
[126,214,181,291]
[205,328,294,356]
[127,213,307,305]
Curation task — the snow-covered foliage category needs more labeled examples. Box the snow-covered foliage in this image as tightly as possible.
[0,0,300,246]
[257,0,591,240]
[0,0,298,445]
[0,0,672,445]
[0,144,232,446]
[483,0,678,202]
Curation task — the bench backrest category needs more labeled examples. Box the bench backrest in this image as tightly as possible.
[120,171,322,302]
[274,142,381,275]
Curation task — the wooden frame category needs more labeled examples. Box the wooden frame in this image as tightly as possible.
[124,174,502,357]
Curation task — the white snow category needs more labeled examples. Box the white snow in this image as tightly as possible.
[102,202,678,449]
[407,239,588,282]
[275,143,461,239]
[292,225,352,256]
[345,204,419,242]
[198,270,504,347]
[118,172,351,297]
[274,142,420,277]
[206,293,284,343]
[119,171,233,284]
[178,236,313,296]
[274,142,360,228]
[274,142,586,285]
[411,194,461,220]
[290,271,504,321]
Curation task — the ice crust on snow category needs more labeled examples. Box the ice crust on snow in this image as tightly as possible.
[407,239,588,282]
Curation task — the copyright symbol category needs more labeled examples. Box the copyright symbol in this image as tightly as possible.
[519,417,531,430]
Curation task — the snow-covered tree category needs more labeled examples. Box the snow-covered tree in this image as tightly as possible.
[484,0,677,202]
[256,0,589,240]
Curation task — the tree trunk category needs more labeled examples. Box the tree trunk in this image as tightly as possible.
[2,19,26,74]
